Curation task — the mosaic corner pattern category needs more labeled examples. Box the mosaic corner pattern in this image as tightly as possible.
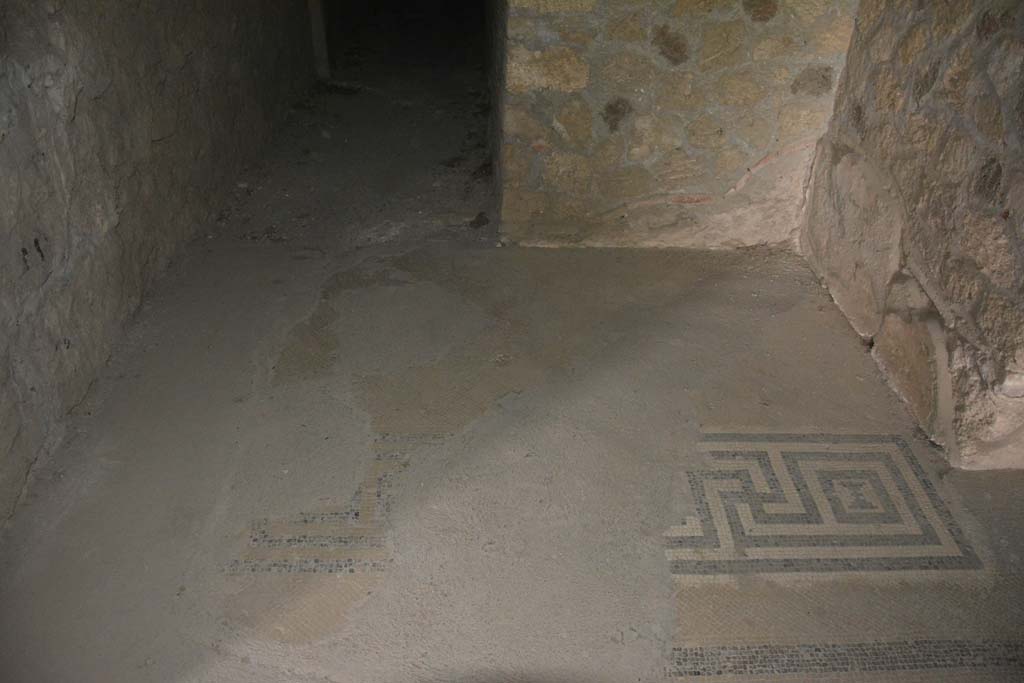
[226,453,408,575]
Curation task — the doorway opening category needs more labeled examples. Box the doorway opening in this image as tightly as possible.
[318,1,503,224]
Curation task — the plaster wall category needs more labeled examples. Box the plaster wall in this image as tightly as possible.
[0,1,313,516]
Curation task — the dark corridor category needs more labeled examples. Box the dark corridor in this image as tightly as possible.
[325,1,492,73]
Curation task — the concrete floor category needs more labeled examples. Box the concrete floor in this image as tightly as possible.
[1,65,1022,683]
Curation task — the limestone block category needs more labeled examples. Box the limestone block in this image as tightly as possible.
[972,92,1005,142]
[510,0,596,12]
[599,52,659,92]
[733,112,775,151]
[717,70,767,107]
[714,146,751,180]
[897,23,931,67]
[777,102,829,142]
[607,10,646,42]
[542,150,595,196]
[655,71,702,114]
[628,115,685,161]
[809,15,855,54]
[673,0,717,17]
[504,107,549,143]
[801,144,904,338]
[656,153,705,185]
[593,136,626,170]
[955,213,1021,291]
[502,143,536,185]
[976,291,1024,371]
[502,187,547,223]
[507,46,589,93]
[856,0,888,33]
[754,34,802,60]
[939,42,974,110]
[932,0,976,34]
[873,314,938,431]
[559,28,595,47]
[554,98,594,148]
[597,164,658,203]
[700,21,749,71]
[783,0,830,24]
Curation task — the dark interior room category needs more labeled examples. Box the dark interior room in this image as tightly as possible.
[1,1,1022,681]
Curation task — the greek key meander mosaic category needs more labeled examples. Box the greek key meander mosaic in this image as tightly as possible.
[226,454,407,575]
[664,435,982,575]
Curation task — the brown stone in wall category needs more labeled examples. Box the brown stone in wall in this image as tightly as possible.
[653,25,689,65]
[790,65,834,96]
[974,157,1004,202]
[743,0,779,22]
[673,0,716,17]
[601,98,634,133]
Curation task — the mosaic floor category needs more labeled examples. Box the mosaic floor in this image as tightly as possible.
[666,433,1021,681]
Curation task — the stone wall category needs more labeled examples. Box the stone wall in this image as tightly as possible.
[0,1,313,517]
[498,0,856,247]
[802,0,1024,468]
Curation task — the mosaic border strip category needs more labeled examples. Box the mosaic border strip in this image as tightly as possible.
[226,454,406,575]
[667,434,982,575]
[670,639,1024,678]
